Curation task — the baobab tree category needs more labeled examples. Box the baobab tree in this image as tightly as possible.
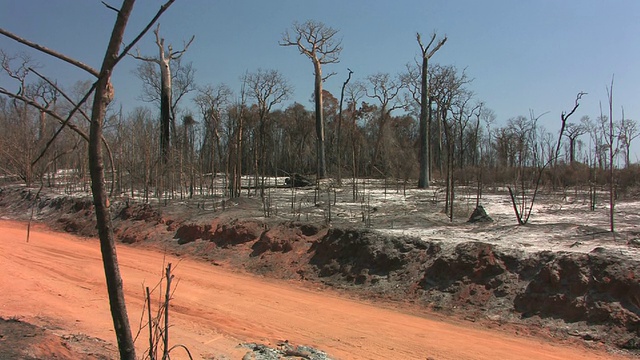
[280,20,342,179]
[131,23,194,164]
[564,122,585,164]
[416,32,446,188]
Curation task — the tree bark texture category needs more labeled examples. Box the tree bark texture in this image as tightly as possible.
[314,62,327,179]
[89,1,137,358]
[160,60,172,163]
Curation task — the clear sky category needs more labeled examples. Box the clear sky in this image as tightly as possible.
[1,1,639,159]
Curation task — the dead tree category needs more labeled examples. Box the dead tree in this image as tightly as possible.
[336,68,353,185]
[131,24,194,164]
[365,72,404,172]
[507,92,584,225]
[244,69,291,195]
[1,1,178,358]
[416,32,446,188]
[618,110,638,169]
[564,122,585,164]
[554,92,586,167]
[606,78,615,233]
[280,20,342,179]
[194,83,232,192]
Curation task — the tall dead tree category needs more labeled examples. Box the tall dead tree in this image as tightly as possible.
[1,1,177,358]
[606,78,615,233]
[336,68,353,185]
[131,24,194,164]
[416,32,446,188]
[90,5,137,357]
[280,20,342,179]
[554,92,586,167]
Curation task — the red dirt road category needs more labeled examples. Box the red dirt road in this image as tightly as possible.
[0,220,630,360]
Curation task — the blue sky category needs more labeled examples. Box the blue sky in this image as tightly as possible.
[1,1,639,158]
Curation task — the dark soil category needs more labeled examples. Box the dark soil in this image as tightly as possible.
[0,317,116,360]
[1,185,638,356]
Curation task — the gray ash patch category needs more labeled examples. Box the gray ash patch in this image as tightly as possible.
[240,341,333,360]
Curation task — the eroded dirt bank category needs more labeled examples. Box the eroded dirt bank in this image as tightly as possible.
[0,186,638,358]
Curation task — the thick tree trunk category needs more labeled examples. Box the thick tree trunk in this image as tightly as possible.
[314,62,327,179]
[160,61,172,164]
[89,1,137,359]
[416,33,446,187]
[569,138,576,164]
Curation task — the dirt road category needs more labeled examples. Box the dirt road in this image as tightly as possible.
[0,219,629,360]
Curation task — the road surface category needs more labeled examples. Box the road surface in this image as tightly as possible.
[0,220,629,359]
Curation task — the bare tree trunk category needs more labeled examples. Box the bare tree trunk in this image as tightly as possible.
[416,33,446,188]
[89,1,137,358]
[607,79,615,233]
[337,69,353,185]
[160,67,171,163]
[417,55,430,188]
[234,109,244,198]
[314,62,327,178]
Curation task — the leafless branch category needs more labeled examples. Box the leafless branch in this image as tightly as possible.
[130,20,193,63]
[0,27,100,77]
[130,49,159,63]
[280,20,342,65]
[30,68,92,122]
[322,71,336,82]
[101,1,120,13]
[170,35,195,59]
[0,87,89,143]
[561,91,587,121]
[417,32,447,59]
[28,68,117,187]
[427,38,447,58]
[554,92,586,167]
[116,0,176,64]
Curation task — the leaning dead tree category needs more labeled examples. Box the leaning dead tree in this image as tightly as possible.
[416,32,447,189]
[280,20,342,179]
[1,1,178,359]
[554,92,587,167]
[131,24,194,164]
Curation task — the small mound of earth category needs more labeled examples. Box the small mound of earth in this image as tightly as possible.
[240,341,333,360]
[468,204,493,223]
